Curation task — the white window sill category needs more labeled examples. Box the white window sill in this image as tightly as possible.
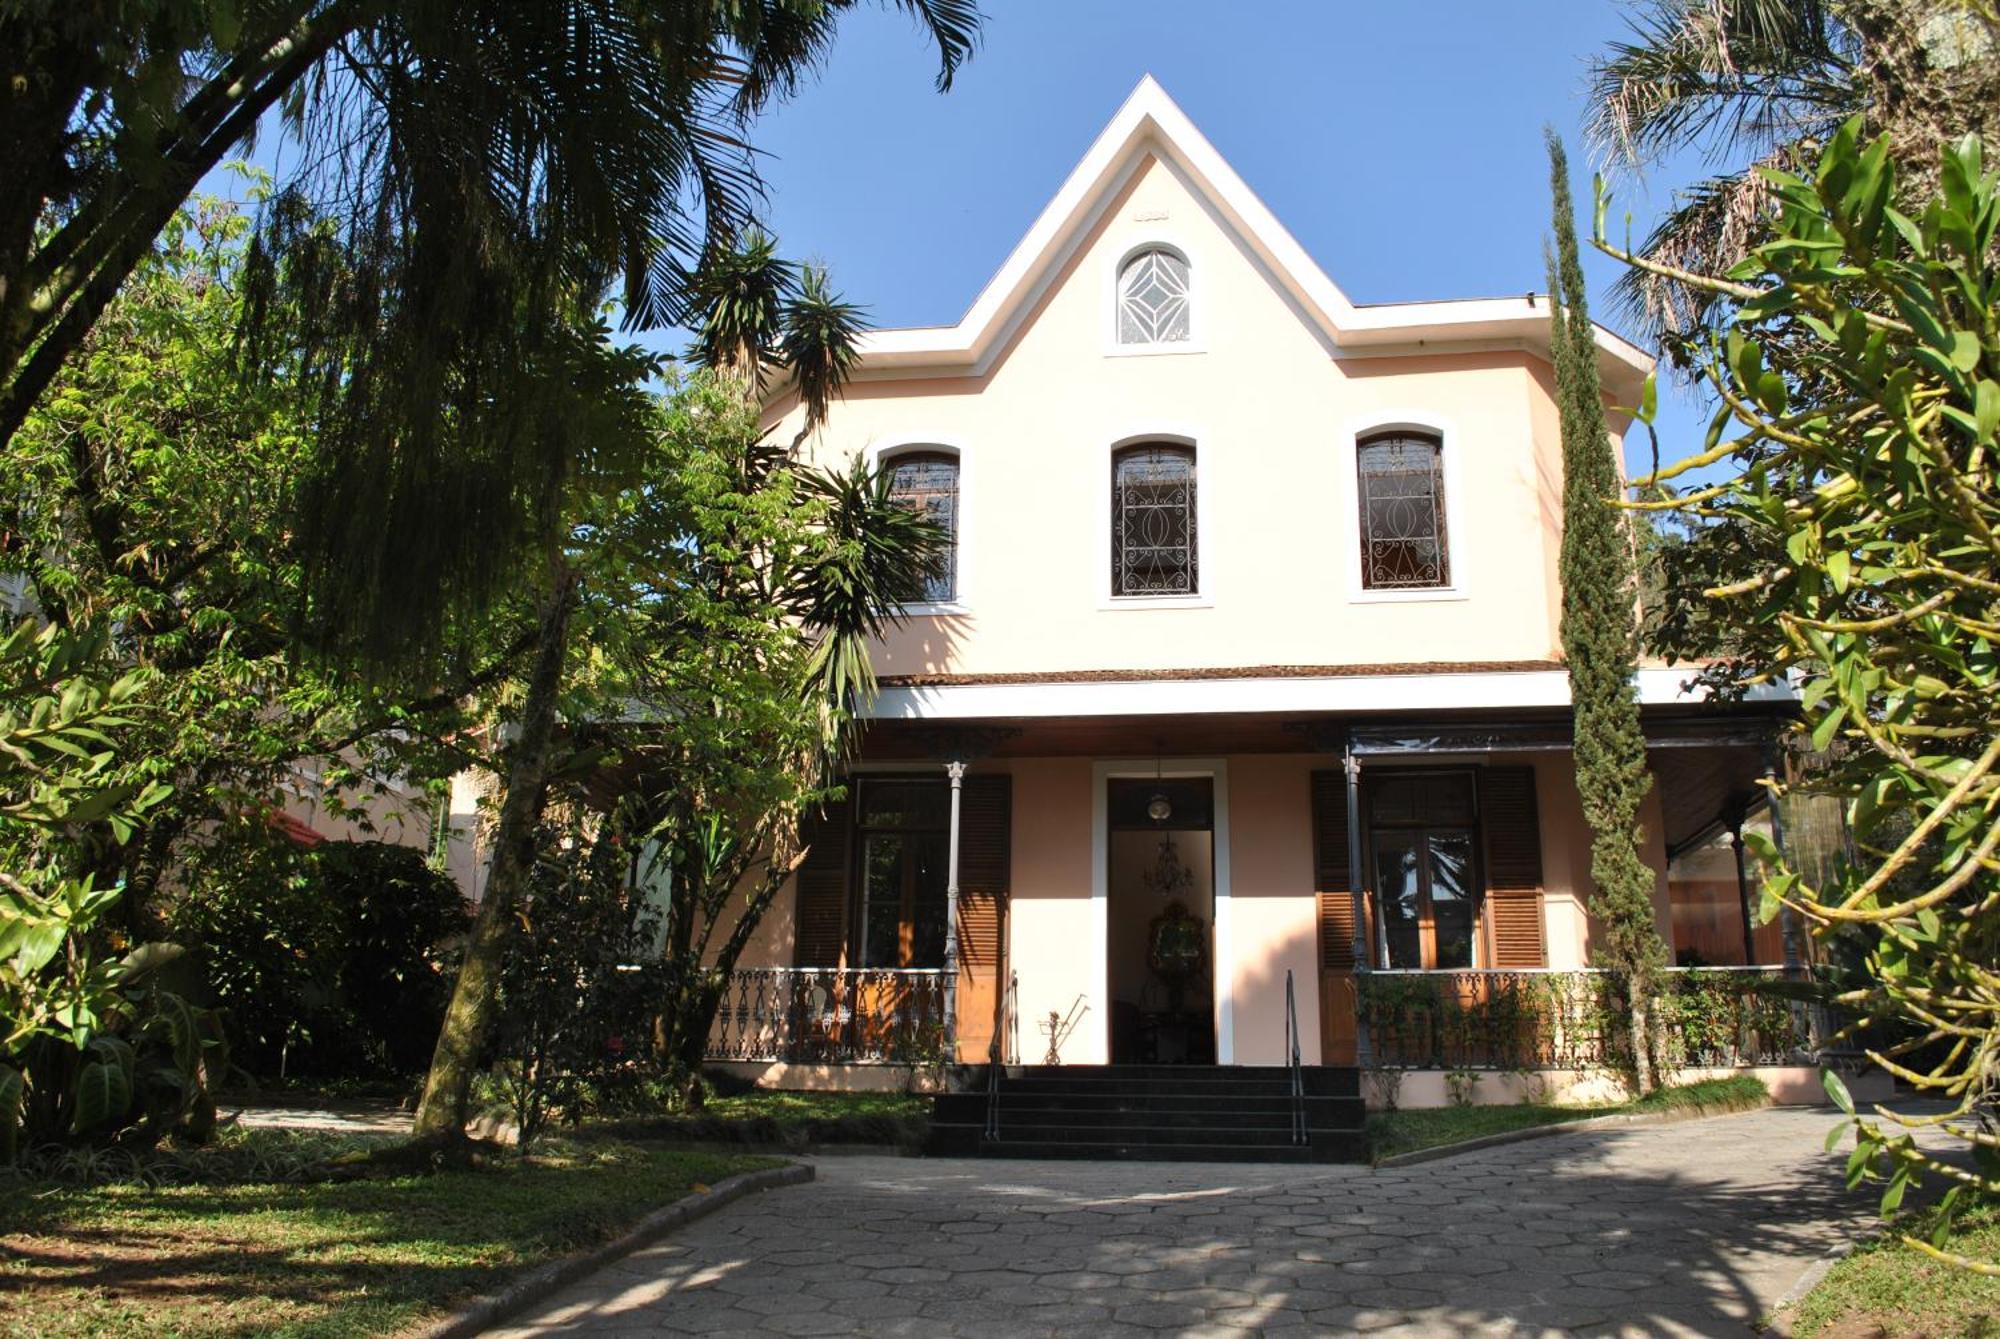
[1104,342,1207,359]
[1099,595,1214,611]
[1347,586,1470,605]
[896,601,970,618]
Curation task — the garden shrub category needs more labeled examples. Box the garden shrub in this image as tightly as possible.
[492,816,672,1145]
[171,835,466,1081]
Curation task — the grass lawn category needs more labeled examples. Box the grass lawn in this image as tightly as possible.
[1783,1207,2000,1338]
[0,1131,780,1339]
[598,1085,931,1149]
[1368,1074,1770,1161]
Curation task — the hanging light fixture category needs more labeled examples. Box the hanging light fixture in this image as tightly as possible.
[1146,746,1172,824]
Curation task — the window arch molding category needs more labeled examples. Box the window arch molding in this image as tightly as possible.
[1340,411,1468,603]
[1097,427,1214,609]
[1104,237,1205,356]
[867,437,971,614]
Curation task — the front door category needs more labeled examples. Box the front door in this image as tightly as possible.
[1106,777,1215,1064]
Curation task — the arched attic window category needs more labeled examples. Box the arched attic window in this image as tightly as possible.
[1357,430,1450,591]
[1111,443,1198,597]
[884,449,959,604]
[1116,247,1191,345]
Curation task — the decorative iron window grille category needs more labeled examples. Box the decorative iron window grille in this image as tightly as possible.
[886,451,958,603]
[1357,431,1450,590]
[1116,248,1191,344]
[1112,444,1198,596]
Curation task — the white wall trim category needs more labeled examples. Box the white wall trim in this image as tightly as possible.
[868,667,1794,721]
[1097,426,1215,608]
[1338,408,1468,604]
[1091,758,1234,1065]
[868,435,973,616]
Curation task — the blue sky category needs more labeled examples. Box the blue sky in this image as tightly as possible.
[212,1,1724,473]
[700,0,1722,474]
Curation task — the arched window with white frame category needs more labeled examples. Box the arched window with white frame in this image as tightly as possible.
[1356,430,1450,590]
[1111,442,1198,596]
[884,449,959,604]
[1116,247,1191,346]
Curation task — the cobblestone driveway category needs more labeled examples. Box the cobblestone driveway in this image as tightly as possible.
[491,1107,1868,1337]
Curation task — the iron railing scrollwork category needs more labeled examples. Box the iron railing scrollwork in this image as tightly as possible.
[1357,432,1449,590]
[707,967,950,1065]
[1358,967,1842,1071]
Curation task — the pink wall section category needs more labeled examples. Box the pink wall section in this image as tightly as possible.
[1006,758,1102,1063]
[1224,755,1321,1064]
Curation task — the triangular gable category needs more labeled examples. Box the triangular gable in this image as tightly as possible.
[854,76,1651,400]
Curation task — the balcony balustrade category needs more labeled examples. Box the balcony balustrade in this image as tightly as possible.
[1358,967,1843,1071]
[707,967,951,1065]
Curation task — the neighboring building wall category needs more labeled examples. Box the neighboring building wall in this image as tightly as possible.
[771,155,1608,682]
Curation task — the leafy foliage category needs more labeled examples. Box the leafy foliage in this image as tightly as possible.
[0,623,220,1161]
[491,816,666,1147]
[1547,132,1673,1094]
[1610,120,2000,1270]
[170,837,467,1079]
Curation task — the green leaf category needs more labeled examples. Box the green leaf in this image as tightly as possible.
[1823,1069,1855,1115]
[1638,373,1657,426]
[71,1060,131,1134]
[1824,1116,1853,1152]
[1826,549,1851,594]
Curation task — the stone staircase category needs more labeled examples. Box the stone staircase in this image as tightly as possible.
[926,1064,1369,1163]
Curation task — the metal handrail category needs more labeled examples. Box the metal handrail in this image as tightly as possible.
[986,969,1018,1141]
[1284,969,1306,1147]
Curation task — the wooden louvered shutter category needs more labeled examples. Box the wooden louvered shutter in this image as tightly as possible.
[1479,766,1547,968]
[1311,769,1360,1064]
[1311,770,1356,970]
[955,775,1011,1061]
[792,797,850,967]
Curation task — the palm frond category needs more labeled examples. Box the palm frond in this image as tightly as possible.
[1587,0,1859,169]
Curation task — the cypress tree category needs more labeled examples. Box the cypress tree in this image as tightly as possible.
[1545,131,1671,1094]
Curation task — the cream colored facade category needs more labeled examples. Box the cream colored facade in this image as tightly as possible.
[719,79,1791,1081]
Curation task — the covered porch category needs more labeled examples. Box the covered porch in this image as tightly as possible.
[704,675,1821,1089]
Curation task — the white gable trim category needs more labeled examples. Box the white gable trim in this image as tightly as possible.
[847,76,1652,399]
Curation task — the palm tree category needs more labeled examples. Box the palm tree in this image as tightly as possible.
[1586,0,1861,340]
[411,241,938,1139]
[1586,0,2000,346]
[2,1,981,664]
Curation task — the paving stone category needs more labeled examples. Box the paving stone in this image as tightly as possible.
[488,1108,1891,1337]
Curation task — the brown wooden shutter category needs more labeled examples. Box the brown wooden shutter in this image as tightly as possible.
[792,796,850,967]
[1311,770,1356,971]
[1479,766,1547,968]
[955,774,1011,1060]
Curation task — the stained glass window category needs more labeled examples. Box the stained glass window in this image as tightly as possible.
[1358,431,1450,590]
[886,451,958,604]
[1117,248,1191,345]
[1112,444,1198,597]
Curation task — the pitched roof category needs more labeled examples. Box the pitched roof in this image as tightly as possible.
[851,76,1652,399]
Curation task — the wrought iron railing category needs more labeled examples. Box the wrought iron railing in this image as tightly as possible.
[707,967,950,1065]
[1284,969,1306,1146]
[1358,967,1838,1071]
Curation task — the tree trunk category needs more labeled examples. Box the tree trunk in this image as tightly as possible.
[1629,986,1656,1096]
[412,572,577,1140]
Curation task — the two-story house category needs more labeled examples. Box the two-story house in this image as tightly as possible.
[707,79,1805,1121]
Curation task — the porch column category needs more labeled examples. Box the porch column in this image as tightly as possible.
[1730,819,1758,966]
[1344,743,1371,1068]
[1763,752,1807,977]
[944,759,966,1049]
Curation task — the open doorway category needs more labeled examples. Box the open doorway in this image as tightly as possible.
[1107,776,1215,1064]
